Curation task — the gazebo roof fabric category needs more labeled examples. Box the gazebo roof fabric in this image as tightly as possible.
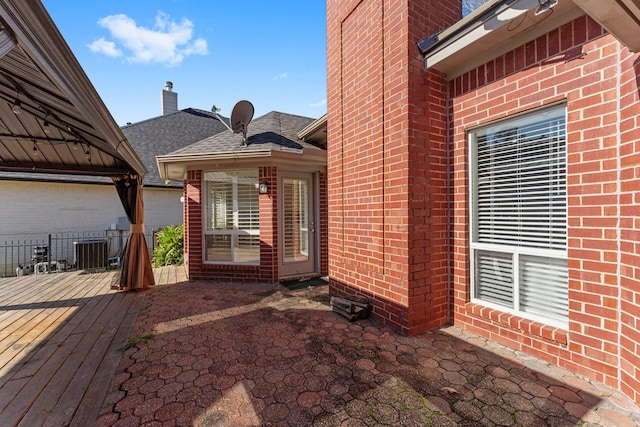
[0,0,145,178]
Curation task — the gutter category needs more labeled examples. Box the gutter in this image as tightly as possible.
[157,147,327,182]
[157,149,273,164]
[297,113,328,140]
[417,0,513,55]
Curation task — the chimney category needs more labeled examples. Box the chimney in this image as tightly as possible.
[161,81,178,115]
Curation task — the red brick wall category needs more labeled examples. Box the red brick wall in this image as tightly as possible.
[259,167,278,282]
[328,0,640,406]
[618,47,640,404]
[183,168,272,282]
[183,166,328,282]
[184,170,202,278]
[327,0,460,334]
[450,14,640,401]
[319,171,329,276]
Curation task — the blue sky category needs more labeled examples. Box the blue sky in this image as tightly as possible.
[41,1,327,126]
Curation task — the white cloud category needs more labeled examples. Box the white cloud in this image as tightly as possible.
[90,12,208,66]
[272,72,288,81]
[310,98,327,108]
[87,38,122,57]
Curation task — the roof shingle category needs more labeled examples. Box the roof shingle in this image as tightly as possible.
[121,108,229,186]
[167,111,323,157]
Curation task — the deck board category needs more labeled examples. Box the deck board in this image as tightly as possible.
[69,292,140,427]
[19,289,132,426]
[0,274,71,330]
[0,265,186,426]
[0,281,81,384]
[0,273,107,386]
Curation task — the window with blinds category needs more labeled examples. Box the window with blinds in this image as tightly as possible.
[204,170,259,264]
[469,104,568,326]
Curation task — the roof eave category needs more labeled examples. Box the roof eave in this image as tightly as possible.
[571,0,640,52]
[157,148,327,182]
[296,113,327,140]
[157,149,274,181]
[419,0,584,80]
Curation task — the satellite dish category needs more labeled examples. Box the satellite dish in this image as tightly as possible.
[230,100,254,134]
[211,100,254,146]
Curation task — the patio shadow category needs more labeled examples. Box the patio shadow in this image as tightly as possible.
[0,266,187,426]
[97,278,639,426]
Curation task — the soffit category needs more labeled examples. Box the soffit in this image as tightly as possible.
[572,0,640,52]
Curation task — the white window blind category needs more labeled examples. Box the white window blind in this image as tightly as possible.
[519,255,568,321]
[475,250,513,307]
[470,105,568,325]
[204,170,259,264]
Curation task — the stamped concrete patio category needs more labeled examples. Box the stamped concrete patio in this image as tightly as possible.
[97,274,640,426]
[1,267,639,426]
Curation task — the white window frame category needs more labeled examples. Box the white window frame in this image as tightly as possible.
[203,170,260,265]
[468,104,568,328]
[298,180,309,257]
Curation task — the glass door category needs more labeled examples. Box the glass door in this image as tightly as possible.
[280,173,315,277]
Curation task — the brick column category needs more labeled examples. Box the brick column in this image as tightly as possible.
[327,0,460,335]
[183,170,202,279]
[259,167,278,282]
[617,45,640,403]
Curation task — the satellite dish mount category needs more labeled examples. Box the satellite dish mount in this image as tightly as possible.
[211,100,254,146]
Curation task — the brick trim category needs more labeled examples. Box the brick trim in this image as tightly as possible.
[466,303,568,345]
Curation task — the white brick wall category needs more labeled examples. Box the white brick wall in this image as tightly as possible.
[0,180,183,239]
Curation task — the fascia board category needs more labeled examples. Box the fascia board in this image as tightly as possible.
[573,0,640,52]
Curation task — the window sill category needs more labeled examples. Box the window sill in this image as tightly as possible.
[203,261,260,266]
[466,302,568,345]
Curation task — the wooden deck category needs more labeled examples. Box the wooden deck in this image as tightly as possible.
[0,265,186,426]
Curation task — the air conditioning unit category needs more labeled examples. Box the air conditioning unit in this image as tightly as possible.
[117,216,130,230]
[74,240,108,270]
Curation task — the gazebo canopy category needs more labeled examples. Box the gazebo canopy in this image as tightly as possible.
[0,0,154,290]
[0,0,145,177]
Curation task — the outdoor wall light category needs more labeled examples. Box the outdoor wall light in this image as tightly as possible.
[259,180,269,194]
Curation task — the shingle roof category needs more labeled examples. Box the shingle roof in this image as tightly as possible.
[167,111,323,157]
[121,108,229,186]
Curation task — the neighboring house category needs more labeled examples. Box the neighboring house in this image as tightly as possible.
[0,83,228,273]
[327,0,640,406]
[158,110,327,283]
